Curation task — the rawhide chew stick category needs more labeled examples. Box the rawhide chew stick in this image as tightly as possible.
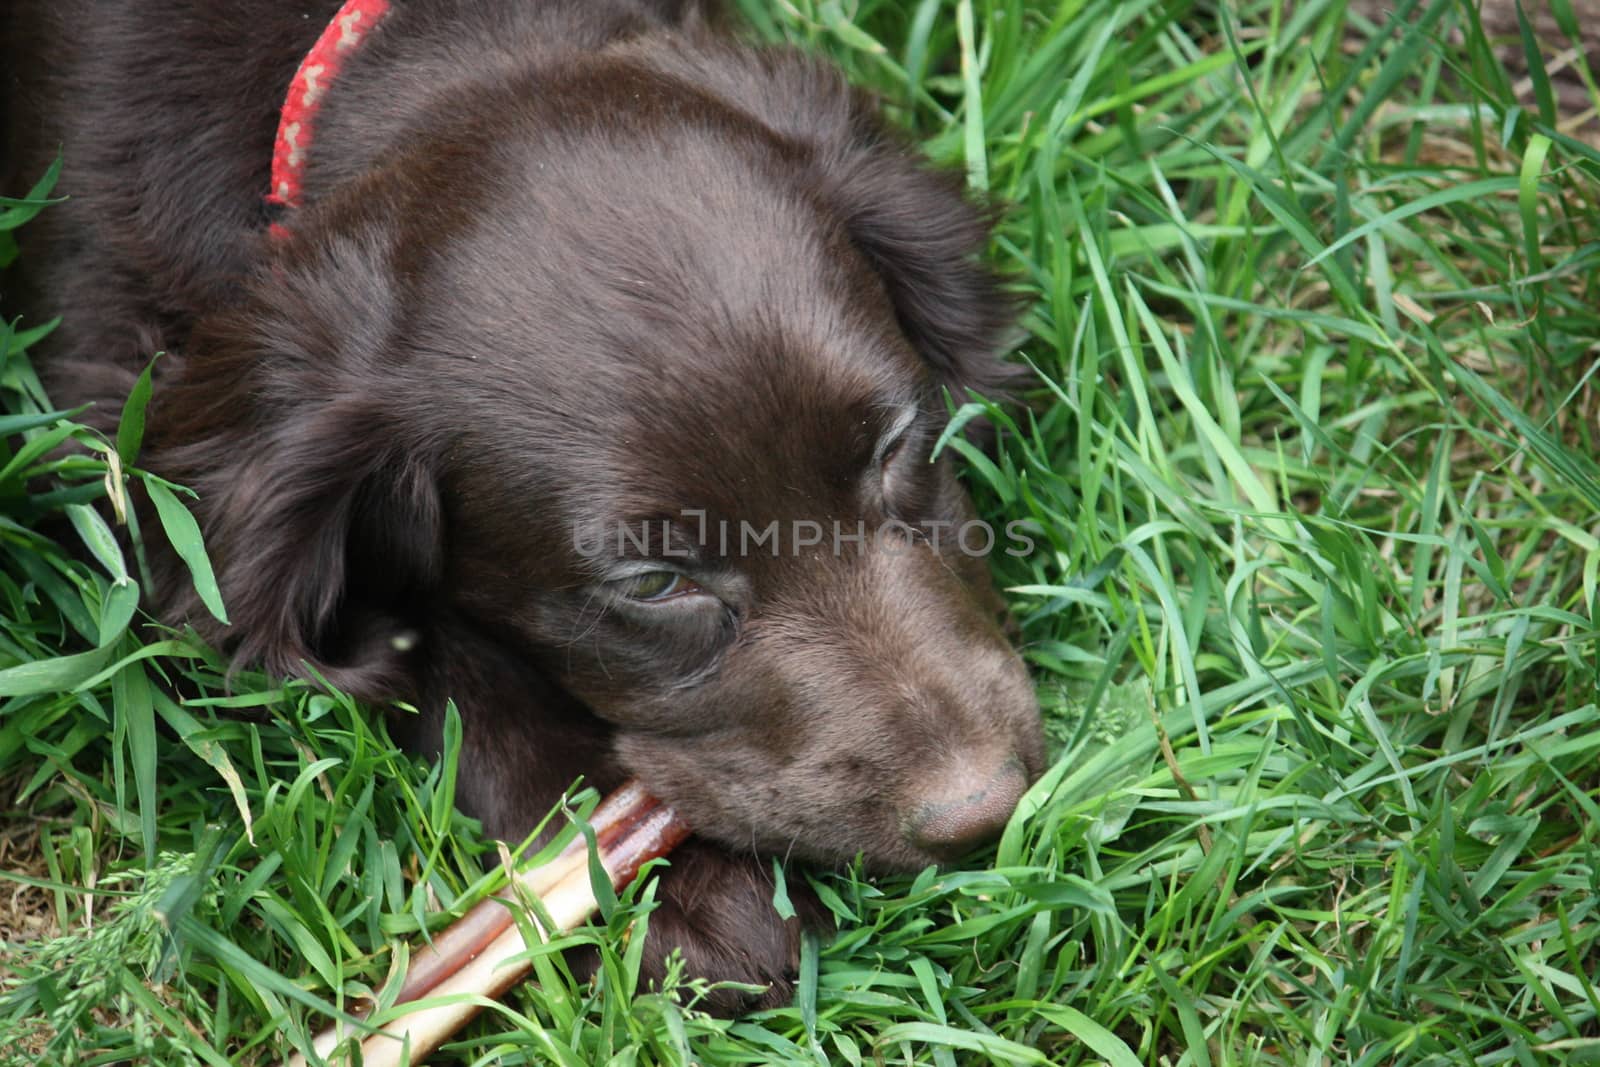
[284,781,688,1067]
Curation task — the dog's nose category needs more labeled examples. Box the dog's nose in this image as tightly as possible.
[903,758,1029,861]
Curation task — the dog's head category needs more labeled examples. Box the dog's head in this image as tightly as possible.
[154,44,1044,869]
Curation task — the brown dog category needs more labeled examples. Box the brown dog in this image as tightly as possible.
[2,0,1045,1010]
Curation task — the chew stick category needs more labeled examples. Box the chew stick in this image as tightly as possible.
[284,781,688,1067]
[393,780,656,1005]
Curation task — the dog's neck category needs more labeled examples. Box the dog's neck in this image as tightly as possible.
[265,0,392,236]
[257,3,701,234]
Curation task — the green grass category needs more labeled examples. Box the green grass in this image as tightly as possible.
[3,0,1600,1063]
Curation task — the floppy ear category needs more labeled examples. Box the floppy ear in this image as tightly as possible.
[825,128,1027,405]
[145,234,443,699]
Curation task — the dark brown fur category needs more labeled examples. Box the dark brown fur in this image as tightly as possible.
[2,0,1045,1011]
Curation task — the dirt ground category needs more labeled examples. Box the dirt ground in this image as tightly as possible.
[1357,0,1600,129]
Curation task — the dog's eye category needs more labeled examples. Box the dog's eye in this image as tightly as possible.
[880,431,909,471]
[879,428,912,501]
[876,410,917,481]
[611,570,701,602]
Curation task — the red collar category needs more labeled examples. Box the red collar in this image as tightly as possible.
[266,0,393,236]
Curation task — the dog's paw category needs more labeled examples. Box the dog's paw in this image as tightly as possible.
[630,840,823,1015]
